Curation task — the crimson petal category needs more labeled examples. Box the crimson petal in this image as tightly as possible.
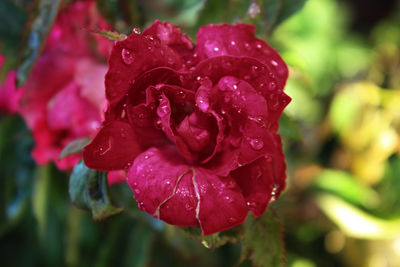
[83,121,140,171]
[127,146,248,235]
[195,24,288,84]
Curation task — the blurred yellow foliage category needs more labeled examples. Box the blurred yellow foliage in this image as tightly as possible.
[330,82,400,185]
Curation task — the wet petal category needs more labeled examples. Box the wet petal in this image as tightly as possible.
[106,29,185,104]
[231,148,286,217]
[83,121,140,171]
[193,168,248,235]
[127,146,198,225]
[127,146,248,234]
[195,24,288,84]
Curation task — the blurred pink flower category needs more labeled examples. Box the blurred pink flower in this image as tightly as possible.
[17,0,122,183]
[0,55,22,114]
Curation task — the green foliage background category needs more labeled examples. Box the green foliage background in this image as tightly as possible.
[1,0,400,266]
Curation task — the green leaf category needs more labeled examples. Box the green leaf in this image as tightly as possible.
[16,0,61,85]
[59,137,92,160]
[316,194,400,239]
[313,169,379,208]
[0,0,27,55]
[182,226,239,250]
[90,29,127,41]
[123,222,154,267]
[240,208,286,267]
[279,112,302,141]
[69,161,123,220]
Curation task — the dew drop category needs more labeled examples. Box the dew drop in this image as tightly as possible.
[132,27,141,34]
[157,103,170,117]
[213,47,219,52]
[226,180,236,189]
[137,201,146,211]
[270,184,280,202]
[154,119,162,129]
[246,201,257,209]
[251,65,259,72]
[249,138,264,150]
[248,116,267,128]
[271,60,278,67]
[228,217,236,224]
[121,48,135,64]
[244,43,250,50]
[218,76,239,91]
[264,155,272,162]
[268,81,277,91]
[197,98,209,112]
[185,203,194,211]
[256,43,263,49]
[120,109,126,119]
[124,162,132,169]
[134,188,141,195]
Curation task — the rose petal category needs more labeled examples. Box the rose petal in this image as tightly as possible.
[127,146,248,235]
[143,20,193,54]
[196,24,288,84]
[106,31,185,104]
[127,146,198,225]
[83,121,140,171]
[107,170,127,185]
[192,168,248,235]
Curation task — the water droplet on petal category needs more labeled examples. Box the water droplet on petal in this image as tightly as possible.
[213,47,219,52]
[248,116,267,128]
[230,40,236,46]
[265,155,272,162]
[249,138,264,150]
[218,76,239,91]
[226,180,236,189]
[134,188,141,195]
[121,48,135,64]
[185,203,194,211]
[124,162,132,169]
[120,109,126,119]
[256,43,263,49]
[157,103,170,117]
[132,27,141,34]
[246,201,257,209]
[137,201,146,211]
[251,65,259,72]
[271,60,278,67]
[270,184,280,202]
[269,81,276,91]
[228,217,236,224]
[154,119,162,129]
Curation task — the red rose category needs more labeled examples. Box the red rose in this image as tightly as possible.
[84,20,290,235]
[18,0,112,170]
